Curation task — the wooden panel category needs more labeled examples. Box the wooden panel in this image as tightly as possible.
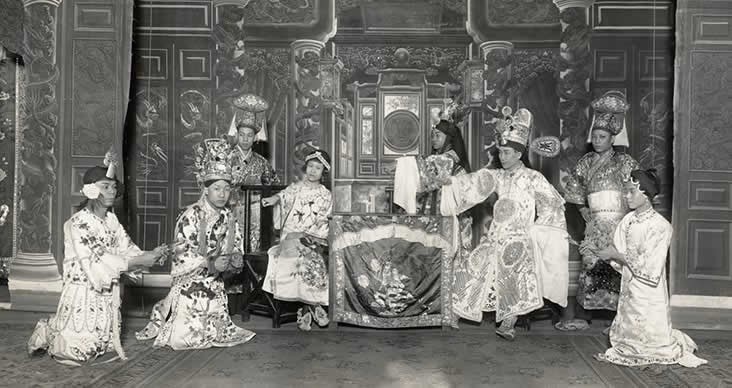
[689,181,731,209]
[134,48,168,80]
[135,214,168,250]
[593,3,674,30]
[70,165,96,194]
[135,186,168,209]
[74,2,115,32]
[359,162,376,176]
[694,15,732,44]
[136,2,211,32]
[178,187,201,209]
[594,50,627,81]
[687,221,732,280]
[638,50,672,80]
[178,49,211,81]
[71,40,118,157]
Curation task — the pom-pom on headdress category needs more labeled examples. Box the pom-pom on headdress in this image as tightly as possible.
[192,138,234,185]
[494,106,560,158]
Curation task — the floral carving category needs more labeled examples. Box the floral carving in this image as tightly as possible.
[241,0,316,25]
[337,46,464,86]
[291,49,323,179]
[556,7,592,190]
[17,4,59,253]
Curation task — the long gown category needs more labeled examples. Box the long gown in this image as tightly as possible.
[596,207,707,367]
[565,150,639,310]
[263,181,332,305]
[416,149,474,262]
[28,208,140,366]
[136,197,255,350]
[440,164,569,323]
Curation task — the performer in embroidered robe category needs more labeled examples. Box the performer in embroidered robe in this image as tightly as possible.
[557,91,640,331]
[440,108,569,340]
[28,156,167,366]
[594,169,707,368]
[136,138,256,350]
[261,150,333,331]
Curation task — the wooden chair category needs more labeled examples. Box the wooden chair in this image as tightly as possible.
[233,185,299,328]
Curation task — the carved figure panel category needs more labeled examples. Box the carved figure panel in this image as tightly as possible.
[133,88,169,181]
[71,40,117,157]
[689,52,732,171]
[178,89,211,182]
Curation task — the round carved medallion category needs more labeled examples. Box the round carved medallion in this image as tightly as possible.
[383,110,420,153]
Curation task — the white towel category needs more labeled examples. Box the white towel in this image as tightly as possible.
[393,156,419,214]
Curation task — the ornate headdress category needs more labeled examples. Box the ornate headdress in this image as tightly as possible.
[304,150,331,171]
[494,106,560,157]
[588,90,630,146]
[228,93,269,142]
[192,138,234,184]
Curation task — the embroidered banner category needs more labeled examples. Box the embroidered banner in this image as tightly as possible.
[330,215,456,328]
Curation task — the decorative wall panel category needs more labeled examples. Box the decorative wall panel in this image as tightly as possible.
[694,15,732,43]
[74,3,115,32]
[689,181,731,209]
[133,87,169,181]
[688,221,731,280]
[594,50,627,81]
[689,51,732,171]
[71,40,117,157]
[136,2,211,32]
[487,0,559,25]
[134,48,168,80]
[176,89,211,182]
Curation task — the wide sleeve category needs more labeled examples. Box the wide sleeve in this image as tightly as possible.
[440,168,498,216]
[111,213,143,257]
[416,153,456,193]
[170,209,207,277]
[68,217,128,290]
[564,154,591,205]
[533,173,567,230]
[273,183,299,230]
[305,187,332,240]
[627,219,672,287]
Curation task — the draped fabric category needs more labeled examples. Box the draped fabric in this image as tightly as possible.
[0,0,24,57]
[330,215,456,328]
[117,0,135,181]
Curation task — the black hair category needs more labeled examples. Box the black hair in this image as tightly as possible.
[629,169,660,200]
[433,120,471,173]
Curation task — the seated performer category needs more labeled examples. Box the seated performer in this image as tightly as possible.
[136,138,256,350]
[439,107,569,340]
[28,153,168,365]
[261,149,333,331]
[594,169,707,368]
[556,91,639,331]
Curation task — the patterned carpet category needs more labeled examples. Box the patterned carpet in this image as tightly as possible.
[1,320,731,388]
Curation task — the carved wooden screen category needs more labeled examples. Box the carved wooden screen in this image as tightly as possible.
[126,3,216,270]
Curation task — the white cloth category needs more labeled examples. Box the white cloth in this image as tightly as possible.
[393,156,420,214]
[529,225,569,308]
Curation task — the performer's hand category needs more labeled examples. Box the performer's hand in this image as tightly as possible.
[261,195,280,207]
[597,246,620,262]
[579,207,591,222]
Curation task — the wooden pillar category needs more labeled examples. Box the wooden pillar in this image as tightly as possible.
[9,0,64,311]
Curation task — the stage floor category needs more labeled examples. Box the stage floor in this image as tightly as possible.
[1,310,730,387]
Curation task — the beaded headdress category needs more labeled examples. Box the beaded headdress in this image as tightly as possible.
[588,90,630,146]
[192,138,234,184]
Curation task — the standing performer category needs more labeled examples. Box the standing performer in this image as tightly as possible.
[261,149,333,331]
[439,107,568,340]
[556,91,640,331]
[28,152,167,365]
[136,138,256,350]
[594,169,707,368]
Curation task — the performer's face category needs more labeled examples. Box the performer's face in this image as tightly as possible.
[623,182,647,209]
[237,126,256,151]
[205,180,232,208]
[305,160,325,183]
[431,129,447,151]
[498,146,522,170]
[95,179,117,207]
[591,129,614,153]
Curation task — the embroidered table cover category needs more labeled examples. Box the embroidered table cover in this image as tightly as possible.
[330,215,456,328]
